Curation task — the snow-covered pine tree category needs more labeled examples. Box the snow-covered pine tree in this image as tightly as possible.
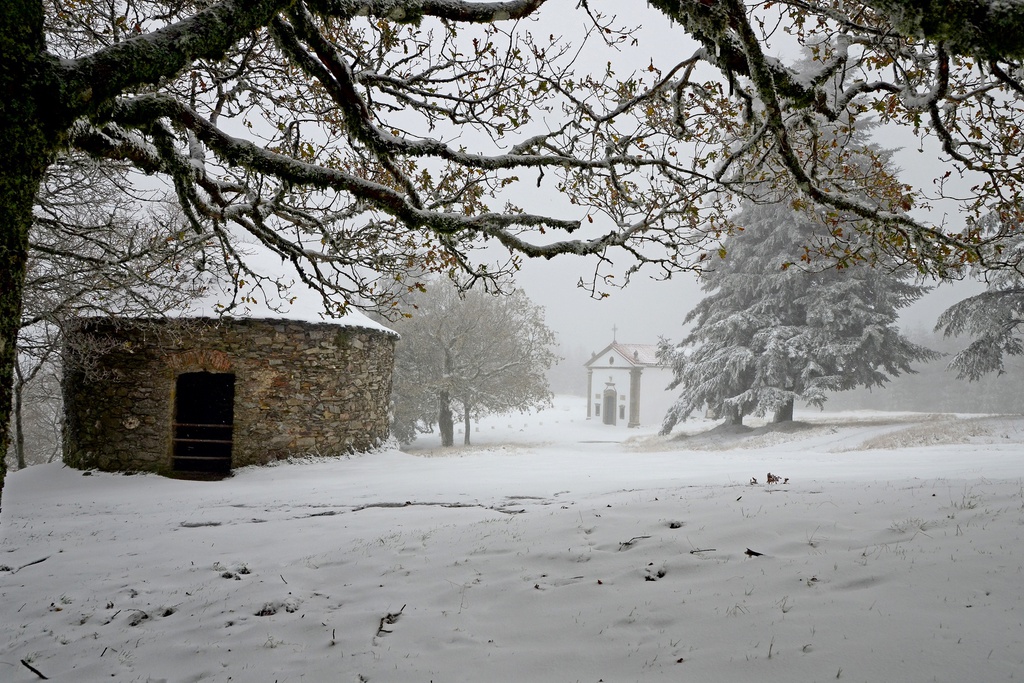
[659,200,937,433]
[936,214,1024,380]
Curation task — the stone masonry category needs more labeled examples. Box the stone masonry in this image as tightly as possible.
[63,317,397,475]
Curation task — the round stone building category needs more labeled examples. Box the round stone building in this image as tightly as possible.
[63,315,397,476]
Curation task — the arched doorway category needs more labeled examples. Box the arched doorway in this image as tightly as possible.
[173,372,235,474]
[602,386,617,425]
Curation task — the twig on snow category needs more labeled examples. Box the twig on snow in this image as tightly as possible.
[10,556,50,574]
[376,604,406,636]
[618,536,651,551]
[21,659,49,680]
[351,501,525,515]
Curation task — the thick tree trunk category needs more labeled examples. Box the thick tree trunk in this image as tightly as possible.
[722,404,743,426]
[438,390,454,447]
[462,401,471,446]
[0,166,43,502]
[772,398,795,423]
[0,0,55,511]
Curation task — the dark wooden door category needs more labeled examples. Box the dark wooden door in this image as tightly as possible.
[173,372,235,473]
[602,389,616,425]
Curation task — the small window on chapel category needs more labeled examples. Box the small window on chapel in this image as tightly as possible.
[595,403,601,416]
[619,405,626,420]
[608,356,614,364]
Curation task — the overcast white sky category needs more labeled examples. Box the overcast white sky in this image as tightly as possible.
[513,252,701,352]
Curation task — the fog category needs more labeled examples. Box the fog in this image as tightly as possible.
[514,255,701,353]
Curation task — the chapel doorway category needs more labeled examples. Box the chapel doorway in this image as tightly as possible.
[602,387,617,426]
[173,372,235,474]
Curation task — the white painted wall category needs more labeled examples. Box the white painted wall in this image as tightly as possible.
[637,366,676,428]
[588,365,633,425]
[586,346,675,428]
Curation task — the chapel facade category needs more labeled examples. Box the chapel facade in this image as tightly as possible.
[584,341,673,428]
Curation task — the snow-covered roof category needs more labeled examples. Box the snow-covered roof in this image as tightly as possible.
[584,342,663,368]
[175,293,398,337]
[221,304,398,337]
[613,343,661,365]
[74,310,400,338]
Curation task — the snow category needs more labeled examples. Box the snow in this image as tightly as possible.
[190,297,398,337]
[2,397,1023,682]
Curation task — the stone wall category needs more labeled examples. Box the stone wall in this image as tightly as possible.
[63,317,396,474]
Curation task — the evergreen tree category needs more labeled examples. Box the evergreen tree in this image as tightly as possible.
[937,216,1024,380]
[660,201,937,432]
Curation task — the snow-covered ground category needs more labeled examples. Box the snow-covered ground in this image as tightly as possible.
[2,396,1023,682]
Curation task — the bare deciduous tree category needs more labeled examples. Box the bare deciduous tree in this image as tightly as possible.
[6,154,214,472]
[4,0,1024,504]
[389,282,557,447]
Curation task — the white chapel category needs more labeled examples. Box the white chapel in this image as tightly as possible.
[584,336,674,428]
